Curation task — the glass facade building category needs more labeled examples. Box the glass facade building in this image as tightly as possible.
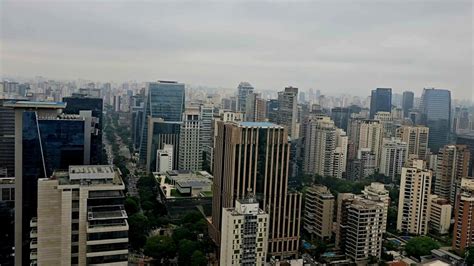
[402,91,414,118]
[370,88,392,118]
[421,88,451,152]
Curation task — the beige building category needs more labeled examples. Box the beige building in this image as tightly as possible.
[379,137,407,180]
[396,125,429,161]
[428,195,452,235]
[245,92,267,122]
[362,182,390,232]
[374,111,395,137]
[277,87,299,138]
[220,198,268,266]
[358,119,383,167]
[397,160,432,235]
[303,185,334,241]
[33,165,128,265]
[210,121,302,259]
[452,179,474,253]
[178,107,202,171]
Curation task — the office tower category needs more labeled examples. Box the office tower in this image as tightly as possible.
[457,133,474,176]
[396,125,430,161]
[156,144,174,172]
[427,195,452,235]
[266,99,279,123]
[331,107,350,132]
[336,193,385,263]
[220,197,268,266]
[113,95,121,112]
[277,87,299,138]
[397,160,432,235]
[6,101,92,265]
[452,178,474,253]
[199,104,214,168]
[362,182,389,232]
[139,81,185,167]
[236,82,254,112]
[370,88,392,119]
[303,185,334,241]
[335,128,348,176]
[34,165,128,265]
[131,93,145,152]
[379,138,407,180]
[435,145,470,204]
[402,91,414,118]
[420,88,451,152]
[245,93,266,122]
[210,121,302,259]
[374,111,395,137]
[303,116,336,176]
[141,118,181,173]
[178,107,202,171]
[0,99,17,177]
[63,93,104,164]
[453,107,471,134]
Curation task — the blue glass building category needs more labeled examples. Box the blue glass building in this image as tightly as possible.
[370,88,392,118]
[421,88,451,152]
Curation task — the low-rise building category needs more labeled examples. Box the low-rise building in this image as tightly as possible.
[428,195,452,235]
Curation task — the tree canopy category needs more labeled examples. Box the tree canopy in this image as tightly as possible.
[404,236,440,259]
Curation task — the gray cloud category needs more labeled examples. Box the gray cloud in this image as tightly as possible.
[0,0,472,100]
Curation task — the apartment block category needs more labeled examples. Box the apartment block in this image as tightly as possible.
[303,185,335,241]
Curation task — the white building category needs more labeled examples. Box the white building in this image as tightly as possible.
[428,195,452,235]
[156,144,174,172]
[362,182,390,232]
[220,197,269,266]
[379,137,407,180]
[178,107,202,171]
[358,119,383,166]
[33,165,128,265]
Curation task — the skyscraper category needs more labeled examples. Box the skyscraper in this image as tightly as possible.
[303,116,336,177]
[397,160,432,235]
[199,103,215,170]
[435,144,470,204]
[277,87,298,138]
[6,101,91,265]
[210,121,302,259]
[220,197,268,265]
[0,99,18,177]
[245,92,266,122]
[331,107,350,132]
[396,125,430,161]
[420,88,451,152]
[303,185,334,241]
[34,165,128,265]
[402,91,414,118]
[370,88,392,119]
[139,81,185,169]
[379,138,407,180]
[178,107,202,171]
[236,82,254,112]
[358,119,383,166]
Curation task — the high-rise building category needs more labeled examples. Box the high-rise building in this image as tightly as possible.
[427,195,452,235]
[0,99,18,177]
[220,197,268,266]
[63,94,104,164]
[396,125,430,161]
[156,144,174,172]
[379,138,407,180]
[245,93,266,122]
[374,111,395,138]
[331,107,350,132]
[303,116,336,177]
[139,81,185,168]
[199,103,215,171]
[336,193,385,263]
[370,88,392,119]
[362,182,390,232]
[358,119,383,166]
[210,121,302,259]
[420,88,451,152]
[277,87,298,138]
[397,160,432,235]
[303,185,334,241]
[236,82,254,112]
[456,133,474,176]
[6,101,92,265]
[452,178,474,253]
[402,91,414,118]
[131,93,145,152]
[178,107,202,171]
[34,165,128,265]
[435,145,470,204]
[266,99,279,123]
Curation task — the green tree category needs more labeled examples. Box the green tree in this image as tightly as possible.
[144,235,177,262]
[465,246,474,266]
[124,196,139,215]
[190,250,207,266]
[173,227,194,243]
[404,236,440,259]
[128,213,150,250]
[181,211,203,225]
[178,239,199,265]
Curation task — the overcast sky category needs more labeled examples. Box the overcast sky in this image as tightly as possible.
[1,1,473,100]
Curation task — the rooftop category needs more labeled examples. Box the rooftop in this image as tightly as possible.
[238,121,281,128]
[3,100,66,109]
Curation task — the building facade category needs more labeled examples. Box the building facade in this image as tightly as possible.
[303,185,334,241]
[178,107,202,171]
[370,88,392,119]
[420,88,451,152]
[379,138,407,180]
[396,125,429,161]
[435,145,470,204]
[277,87,299,138]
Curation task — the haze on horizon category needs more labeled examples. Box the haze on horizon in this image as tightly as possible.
[0,0,473,100]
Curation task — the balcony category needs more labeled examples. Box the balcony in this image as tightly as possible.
[30,251,37,260]
[88,206,127,221]
[30,218,37,228]
[30,239,37,249]
[30,229,37,238]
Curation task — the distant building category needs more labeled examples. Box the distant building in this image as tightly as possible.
[402,91,414,118]
[435,145,470,204]
[236,82,254,112]
[456,133,474,176]
[379,138,407,180]
[303,185,334,241]
[370,88,392,119]
[396,125,429,161]
[34,165,128,265]
[420,88,451,152]
[220,198,268,266]
[277,87,299,138]
[397,160,432,235]
[331,107,350,132]
[375,111,395,138]
[245,92,266,122]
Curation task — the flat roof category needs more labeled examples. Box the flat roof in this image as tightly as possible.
[238,121,282,128]
[3,101,66,109]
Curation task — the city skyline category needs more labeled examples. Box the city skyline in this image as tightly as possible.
[1,1,473,101]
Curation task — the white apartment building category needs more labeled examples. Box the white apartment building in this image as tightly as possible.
[379,137,407,180]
